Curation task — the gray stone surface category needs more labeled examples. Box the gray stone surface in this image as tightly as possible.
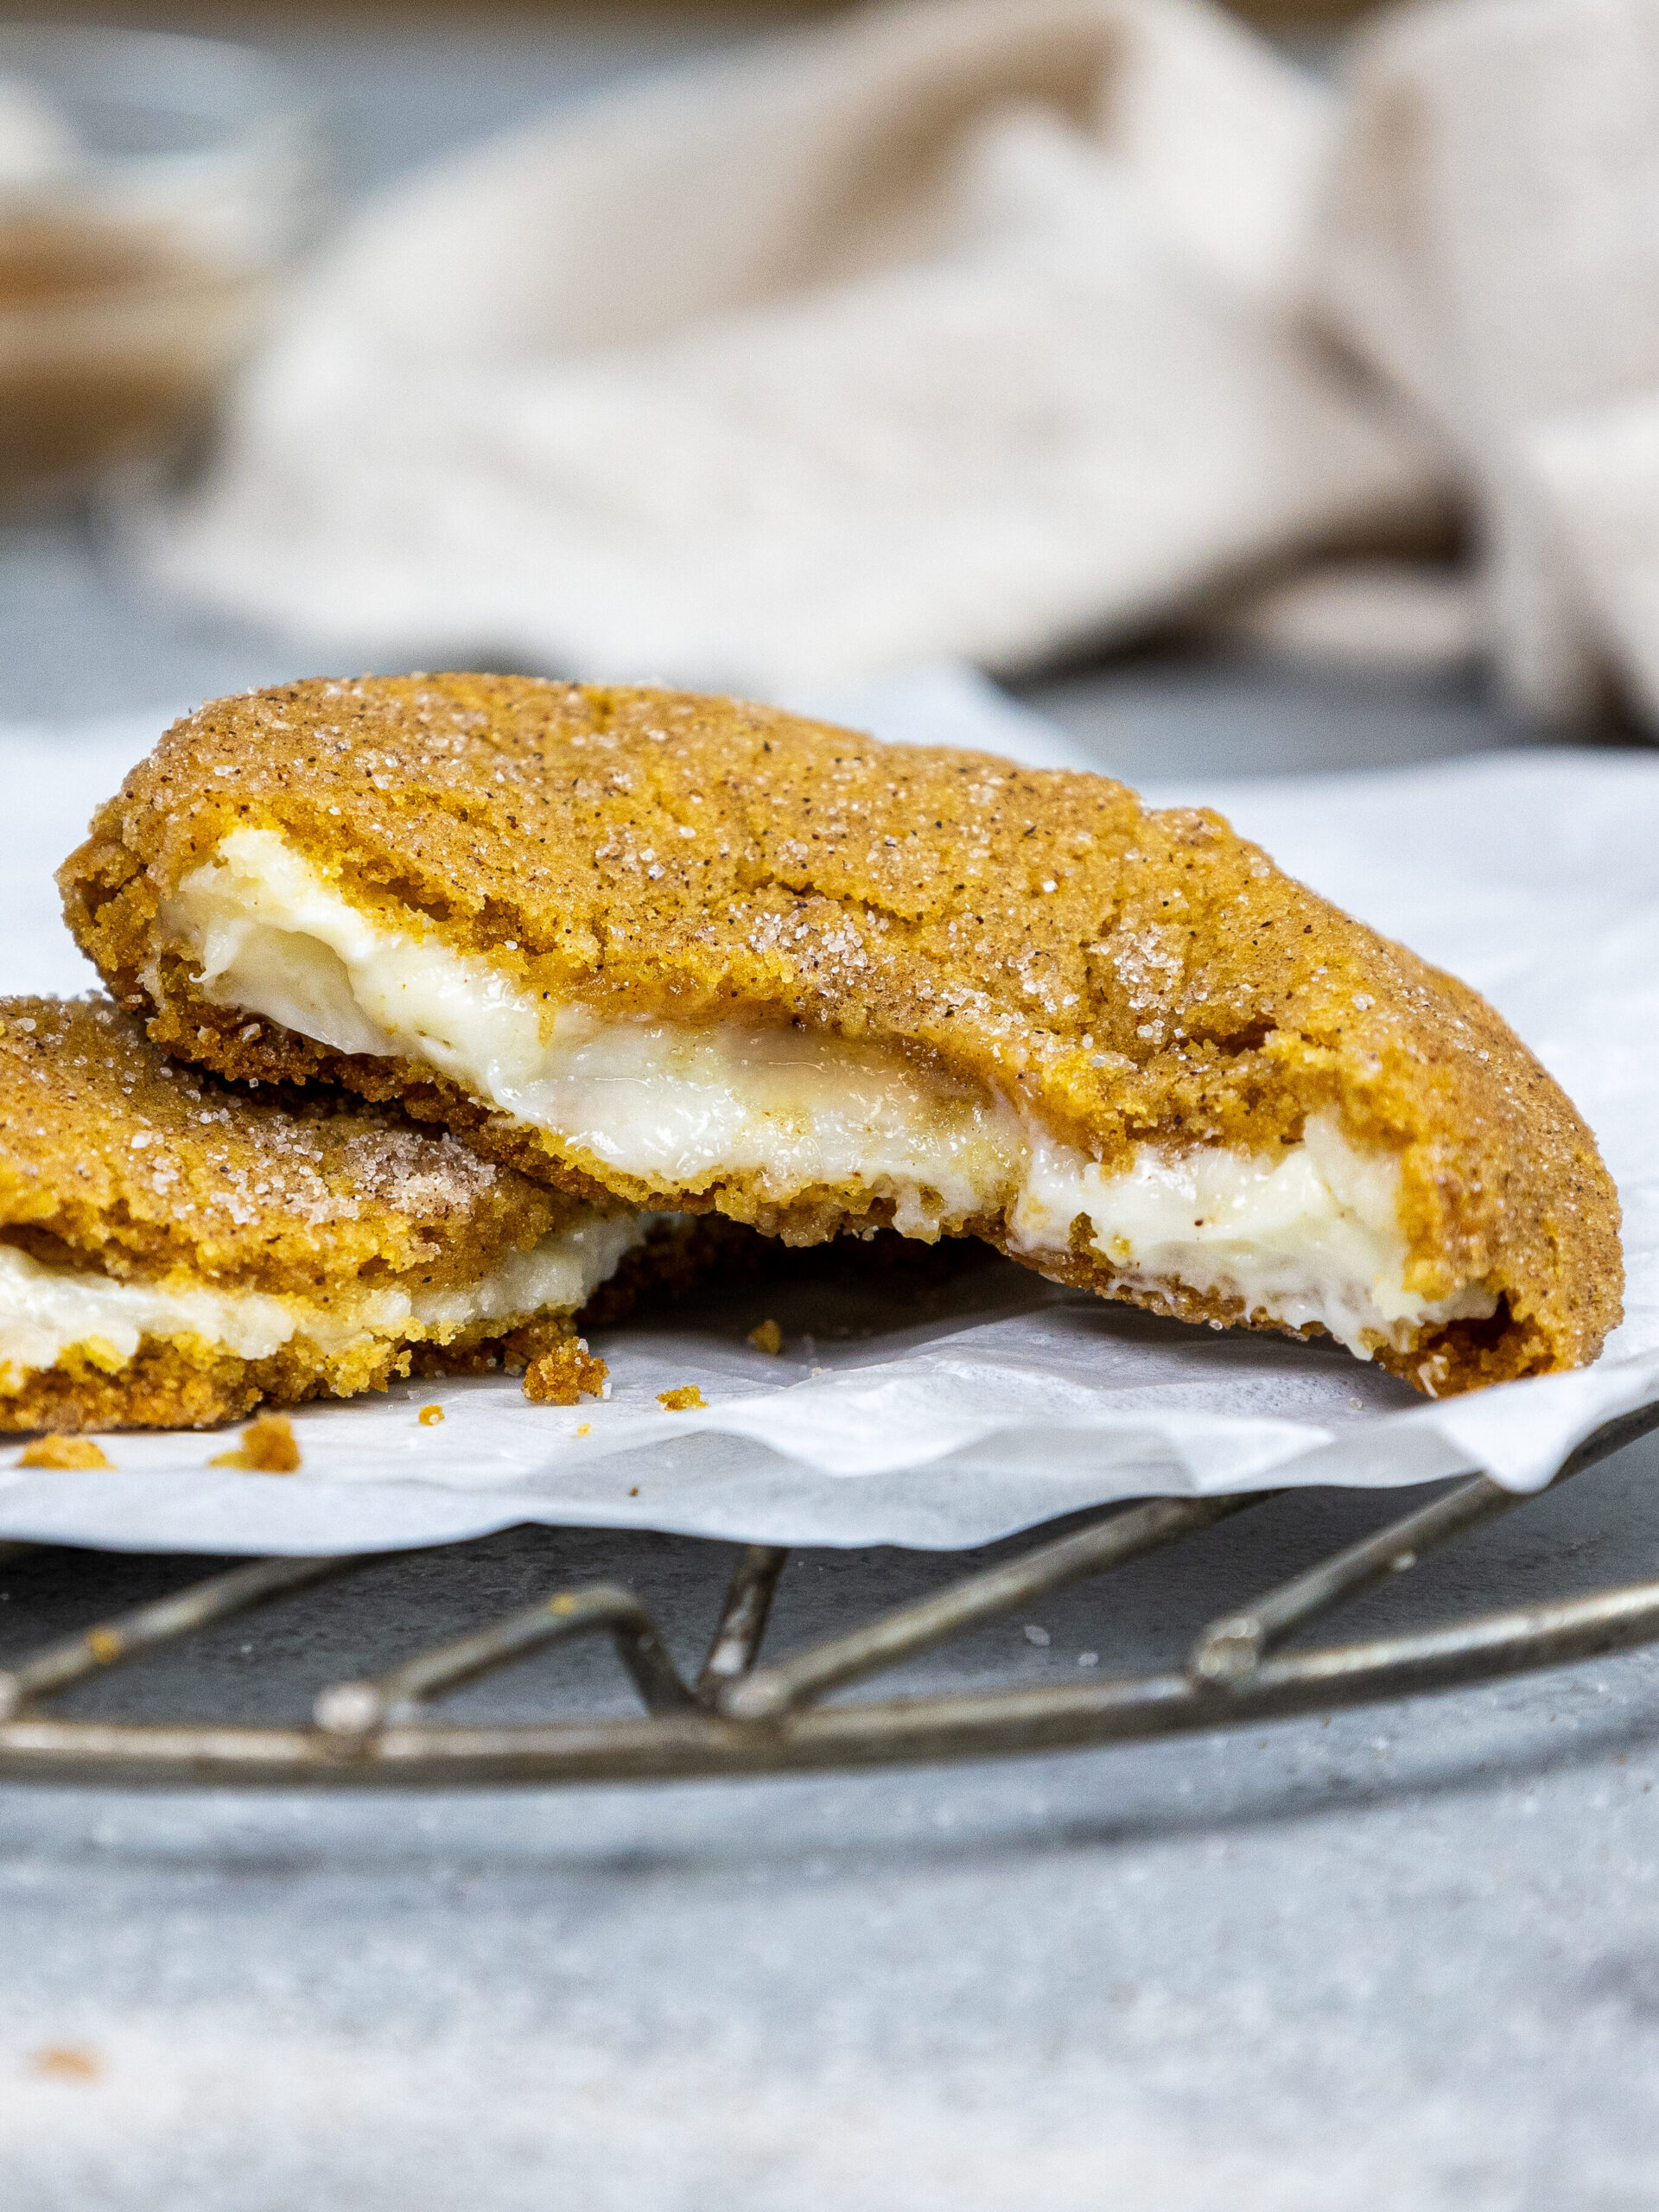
[3,11,1656,2208]
[3,1451,1659,2211]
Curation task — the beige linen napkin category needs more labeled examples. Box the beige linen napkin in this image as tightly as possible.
[1317,0,1659,724]
[137,0,1438,694]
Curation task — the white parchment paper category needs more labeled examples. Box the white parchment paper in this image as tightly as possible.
[0,673,1653,1554]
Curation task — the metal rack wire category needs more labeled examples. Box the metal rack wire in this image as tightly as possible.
[3,1401,1658,1788]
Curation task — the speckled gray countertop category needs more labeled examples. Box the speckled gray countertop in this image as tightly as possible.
[3,12,1657,2209]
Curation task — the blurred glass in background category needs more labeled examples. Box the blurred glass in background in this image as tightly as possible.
[0,22,325,514]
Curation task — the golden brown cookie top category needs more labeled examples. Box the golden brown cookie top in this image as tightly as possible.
[0,993,578,1293]
[60,676,1624,1384]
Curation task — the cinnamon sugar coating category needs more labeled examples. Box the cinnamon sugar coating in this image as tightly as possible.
[60,676,1624,1392]
[0,993,578,1296]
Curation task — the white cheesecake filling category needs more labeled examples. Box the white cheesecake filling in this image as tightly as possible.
[161,829,1496,1358]
[162,829,1018,1237]
[0,1211,646,1388]
[1011,1118,1492,1355]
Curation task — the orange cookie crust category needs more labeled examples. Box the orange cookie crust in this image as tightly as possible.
[0,994,569,1298]
[60,677,1624,1394]
[0,995,643,1431]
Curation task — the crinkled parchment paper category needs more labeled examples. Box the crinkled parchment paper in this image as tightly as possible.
[0,672,1652,1554]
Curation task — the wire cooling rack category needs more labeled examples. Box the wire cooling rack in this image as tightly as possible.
[2,1401,1658,1789]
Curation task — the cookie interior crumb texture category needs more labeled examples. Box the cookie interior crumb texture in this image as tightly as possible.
[0,993,658,1431]
[60,676,1624,1395]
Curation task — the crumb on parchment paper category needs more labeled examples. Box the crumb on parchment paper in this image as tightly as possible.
[657,1384,707,1412]
[210,1414,302,1473]
[30,2046,101,2081]
[418,1403,444,1427]
[522,1338,607,1407]
[575,1422,591,1437]
[747,1319,782,1356]
[18,1436,112,1471]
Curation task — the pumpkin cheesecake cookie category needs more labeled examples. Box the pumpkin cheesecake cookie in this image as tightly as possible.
[60,677,1622,1395]
[0,995,652,1432]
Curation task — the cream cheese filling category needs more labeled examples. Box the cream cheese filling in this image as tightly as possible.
[0,1211,647,1388]
[162,828,1496,1359]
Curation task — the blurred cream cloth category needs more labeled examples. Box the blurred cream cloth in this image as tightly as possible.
[136,0,1440,694]
[1319,0,1659,723]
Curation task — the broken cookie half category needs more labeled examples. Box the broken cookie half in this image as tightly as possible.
[61,677,1623,1395]
[0,995,650,1431]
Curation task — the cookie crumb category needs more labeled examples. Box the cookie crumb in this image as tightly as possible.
[657,1383,707,1411]
[747,1318,782,1357]
[575,1422,591,1437]
[18,1436,112,1471]
[210,1414,302,1473]
[417,1403,444,1427]
[523,1338,608,1407]
[628,1484,639,1496]
[30,2045,100,2081]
